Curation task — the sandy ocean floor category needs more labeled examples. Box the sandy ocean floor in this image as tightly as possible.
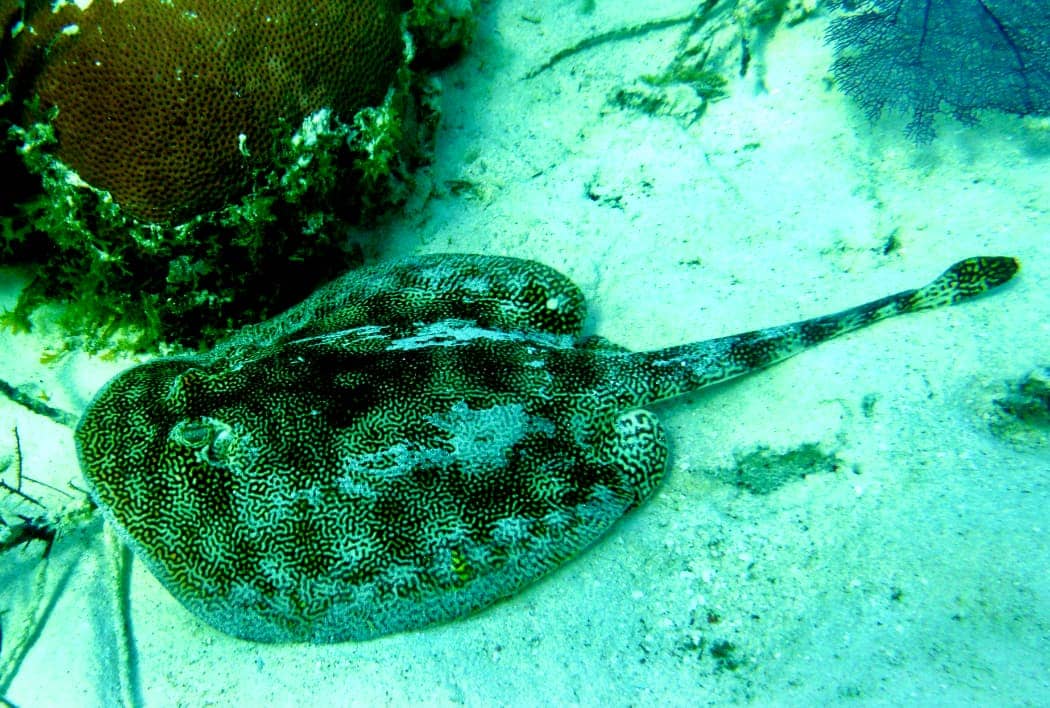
[1,1,1048,705]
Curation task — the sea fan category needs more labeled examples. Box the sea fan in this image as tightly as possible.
[826,0,1050,140]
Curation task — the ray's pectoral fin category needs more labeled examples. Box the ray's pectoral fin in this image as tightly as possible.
[596,409,668,508]
[252,253,589,347]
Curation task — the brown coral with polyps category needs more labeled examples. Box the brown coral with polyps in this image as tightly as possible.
[7,0,403,224]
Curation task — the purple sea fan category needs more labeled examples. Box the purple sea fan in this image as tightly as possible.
[826,0,1050,141]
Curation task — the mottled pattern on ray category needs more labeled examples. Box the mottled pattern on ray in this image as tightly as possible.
[74,254,1017,643]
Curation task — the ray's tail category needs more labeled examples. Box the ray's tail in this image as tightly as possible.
[627,256,1019,404]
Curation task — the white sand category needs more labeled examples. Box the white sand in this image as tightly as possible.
[2,2,1048,705]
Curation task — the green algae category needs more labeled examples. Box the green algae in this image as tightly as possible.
[709,442,848,495]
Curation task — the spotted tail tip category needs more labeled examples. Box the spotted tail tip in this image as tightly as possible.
[916,256,1019,308]
[952,256,1019,288]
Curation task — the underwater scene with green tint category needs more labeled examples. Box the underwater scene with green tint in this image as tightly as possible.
[1,1,1047,705]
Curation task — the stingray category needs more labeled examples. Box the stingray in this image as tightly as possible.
[0,253,1018,659]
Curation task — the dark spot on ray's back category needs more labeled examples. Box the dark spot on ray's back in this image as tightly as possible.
[74,254,1017,642]
[731,332,778,368]
[799,317,844,345]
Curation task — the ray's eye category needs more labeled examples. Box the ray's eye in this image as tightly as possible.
[169,419,215,449]
[168,417,255,471]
